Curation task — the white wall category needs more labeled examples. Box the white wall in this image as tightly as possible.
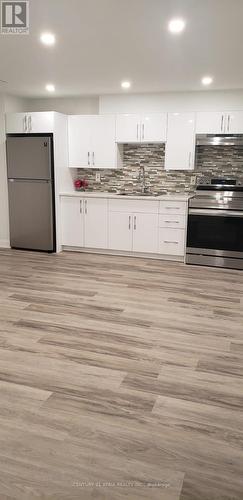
[99,90,243,114]
[4,94,29,113]
[0,94,10,247]
[25,96,99,115]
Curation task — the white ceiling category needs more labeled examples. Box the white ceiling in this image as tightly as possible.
[0,0,243,97]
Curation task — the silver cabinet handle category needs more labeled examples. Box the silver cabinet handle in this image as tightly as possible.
[85,200,87,214]
[88,152,90,165]
[24,115,27,132]
[227,114,230,132]
[188,152,192,168]
[128,215,131,230]
[221,114,224,132]
[80,200,82,214]
[134,215,137,230]
[92,152,95,166]
[164,220,179,223]
[142,123,145,140]
[28,115,32,132]
[164,240,179,244]
[165,206,181,210]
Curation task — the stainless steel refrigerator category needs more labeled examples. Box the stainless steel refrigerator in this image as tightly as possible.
[6,135,56,252]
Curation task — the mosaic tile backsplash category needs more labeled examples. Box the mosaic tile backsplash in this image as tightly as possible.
[77,144,243,194]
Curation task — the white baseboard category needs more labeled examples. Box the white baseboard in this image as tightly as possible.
[0,240,10,249]
[62,246,184,262]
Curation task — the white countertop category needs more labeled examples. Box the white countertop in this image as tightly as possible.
[60,191,191,201]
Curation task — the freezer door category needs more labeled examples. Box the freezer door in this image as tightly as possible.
[8,179,54,251]
[6,136,52,180]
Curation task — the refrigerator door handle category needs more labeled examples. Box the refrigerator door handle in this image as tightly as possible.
[23,115,27,133]
[28,115,32,132]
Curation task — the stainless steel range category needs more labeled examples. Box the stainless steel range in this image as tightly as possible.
[186,178,243,270]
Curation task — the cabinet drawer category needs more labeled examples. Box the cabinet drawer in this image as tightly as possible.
[159,201,187,215]
[109,199,159,214]
[158,228,185,256]
[159,214,186,229]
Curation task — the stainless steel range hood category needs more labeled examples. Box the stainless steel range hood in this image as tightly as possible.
[196,134,243,147]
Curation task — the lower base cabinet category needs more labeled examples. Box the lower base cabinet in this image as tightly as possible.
[132,213,158,253]
[61,197,84,247]
[84,198,107,248]
[158,228,185,255]
[108,212,132,251]
[108,212,158,253]
[61,196,187,259]
[61,196,108,248]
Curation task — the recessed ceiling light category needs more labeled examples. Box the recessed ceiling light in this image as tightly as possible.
[40,32,56,46]
[121,81,131,89]
[168,18,186,34]
[45,83,55,92]
[202,76,213,86]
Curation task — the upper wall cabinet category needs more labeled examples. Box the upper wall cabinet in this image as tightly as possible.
[5,112,55,134]
[196,111,243,134]
[68,114,121,169]
[225,112,243,134]
[116,113,167,143]
[165,112,196,171]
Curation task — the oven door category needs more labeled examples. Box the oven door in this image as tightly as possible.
[186,209,243,258]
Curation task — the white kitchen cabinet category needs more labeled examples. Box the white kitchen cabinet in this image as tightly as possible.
[116,113,167,143]
[91,115,117,168]
[109,199,159,254]
[28,112,54,133]
[5,113,28,134]
[133,213,158,253]
[68,114,119,169]
[226,111,243,133]
[196,112,225,134]
[5,112,54,134]
[84,198,108,248]
[158,228,185,256]
[68,115,92,168]
[158,200,187,256]
[196,111,243,134]
[141,114,167,142]
[61,196,108,249]
[61,196,84,247]
[165,113,195,170]
[108,212,132,251]
[115,114,141,143]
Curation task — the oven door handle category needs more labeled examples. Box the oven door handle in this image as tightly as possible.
[189,209,243,217]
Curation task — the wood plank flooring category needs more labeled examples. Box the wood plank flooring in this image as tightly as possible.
[0,248,243,499]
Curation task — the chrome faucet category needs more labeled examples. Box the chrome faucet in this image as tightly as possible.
[138,166,149,194]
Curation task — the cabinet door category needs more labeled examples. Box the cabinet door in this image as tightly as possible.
[108,212,132,251]
[165,113,195,170]
[61,197,84,247]
[196,112,225,134]
[84,198,108,249]
[116,114,141,143]
[68,116,92,167]
[141,113,167,142]
[91,115,116,168]
[28,112,54,133]
[226,112,243,134]
[132,213,158,253]
[5,113,27,133]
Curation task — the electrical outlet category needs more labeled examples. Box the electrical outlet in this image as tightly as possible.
[190,175,196,185]
[96,172,101,182]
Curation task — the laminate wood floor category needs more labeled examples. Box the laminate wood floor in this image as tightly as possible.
[0,249,243,500]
